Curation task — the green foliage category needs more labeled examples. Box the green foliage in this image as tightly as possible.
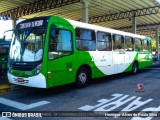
[151,39,156,51]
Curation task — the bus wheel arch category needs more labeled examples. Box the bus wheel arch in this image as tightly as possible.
[75,65,91,87]
[132,61,139,74]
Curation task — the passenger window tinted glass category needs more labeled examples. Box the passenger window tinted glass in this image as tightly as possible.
[143,40,150,51]
[125,36,134,51]
[97,31,112,51]
[76,28,96,51]
[113,34,124,51]
[49,29,72,60]
[135,38,142,51]
[147,40,151,51]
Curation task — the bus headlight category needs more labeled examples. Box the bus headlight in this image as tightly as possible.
[35,64,42,75]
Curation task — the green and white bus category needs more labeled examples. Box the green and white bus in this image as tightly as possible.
[0,39,10,74]
[7,16,152,88]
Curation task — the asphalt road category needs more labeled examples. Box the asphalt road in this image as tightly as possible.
[0,65,160,120]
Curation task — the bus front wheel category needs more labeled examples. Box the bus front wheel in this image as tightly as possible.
[76,67,90,87]
[132,62,138,74]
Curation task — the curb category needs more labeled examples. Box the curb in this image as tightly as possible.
[0,84,11,93]
[0,84,24,94]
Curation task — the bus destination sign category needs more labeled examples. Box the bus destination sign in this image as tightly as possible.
[19,20,44,29]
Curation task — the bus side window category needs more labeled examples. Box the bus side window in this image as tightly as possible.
[125,36,134,51]
[97,31,112,51]
[143,40,148,51]
[49,29,57,51]
[135,38,141,51]
[147,40,151,51]
[113,34,124,51]
[76,27,96,51]
[141,40,144,51]
[76,28,82,50]
[48,28,72,60]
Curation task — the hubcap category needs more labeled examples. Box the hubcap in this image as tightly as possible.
[78,72,87,84]
[133,64,137,73]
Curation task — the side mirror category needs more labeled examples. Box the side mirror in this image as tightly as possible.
[3,30,14,42]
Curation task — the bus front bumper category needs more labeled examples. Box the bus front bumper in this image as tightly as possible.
[7,72,47,88]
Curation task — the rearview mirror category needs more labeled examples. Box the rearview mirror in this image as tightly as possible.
[3,30,14,42]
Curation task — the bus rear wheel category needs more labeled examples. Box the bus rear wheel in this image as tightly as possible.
[132,62,138,74]
[76,67,90,87]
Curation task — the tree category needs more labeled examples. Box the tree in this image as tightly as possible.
[151,39,156,51]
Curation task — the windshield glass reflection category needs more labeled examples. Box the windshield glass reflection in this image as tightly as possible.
[9,28,45,62]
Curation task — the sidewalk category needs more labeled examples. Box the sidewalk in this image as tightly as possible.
[0,73,23,93]
[0,75,11,93]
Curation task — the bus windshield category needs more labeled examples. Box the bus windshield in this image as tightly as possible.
[9,27,46,62]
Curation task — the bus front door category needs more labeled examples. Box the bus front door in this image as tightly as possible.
[47,28,74,87]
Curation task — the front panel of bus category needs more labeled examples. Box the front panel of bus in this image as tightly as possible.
[7,17,49,88]
[7,16,76,88]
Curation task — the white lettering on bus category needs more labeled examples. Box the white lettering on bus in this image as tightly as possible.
[19,20,43,29]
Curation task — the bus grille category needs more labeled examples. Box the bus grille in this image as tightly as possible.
[12,65,34,71]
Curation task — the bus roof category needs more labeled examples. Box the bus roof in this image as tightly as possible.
[16,16,151,40]
[67,19,149,40]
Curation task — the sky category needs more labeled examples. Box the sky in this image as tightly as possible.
[0,20,12,38]
[0,19,24,39]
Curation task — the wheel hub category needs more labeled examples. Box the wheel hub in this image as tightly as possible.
[79,72,87,84]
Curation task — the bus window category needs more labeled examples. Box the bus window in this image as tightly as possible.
[147,40,151,51]
[143,40,148,51]
[125,36,134,51]
[135,38,142,51]
[113,34,124,51]
[97,31,112,51]
[49,29,72,60]
[76,28,96,51]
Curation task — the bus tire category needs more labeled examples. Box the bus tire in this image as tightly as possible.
[132,62,138,74]
[76,67,90,87]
